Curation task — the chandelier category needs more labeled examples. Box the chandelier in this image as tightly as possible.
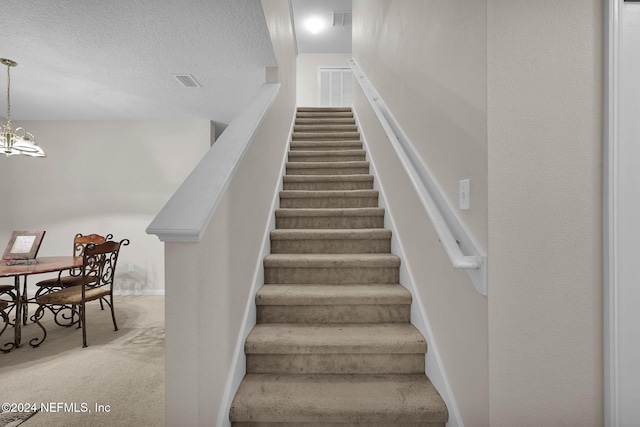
[0,58,45,157]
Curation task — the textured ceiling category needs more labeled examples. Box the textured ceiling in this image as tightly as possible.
[0,0,277,124]
[291,0,352,54]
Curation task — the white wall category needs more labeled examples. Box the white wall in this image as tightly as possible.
[352,1,488,425]
[352,0,488,246]
[487,1,603,425]
[162,1,297,425]
[0,120,211,293]
[297,53,352,107]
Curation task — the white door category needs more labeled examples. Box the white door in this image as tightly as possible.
[319,68,352,107]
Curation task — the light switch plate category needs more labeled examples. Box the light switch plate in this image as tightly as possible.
[459,179,470,210]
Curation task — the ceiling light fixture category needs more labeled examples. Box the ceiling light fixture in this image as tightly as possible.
[305,16,326,34]
[0,58,45,157]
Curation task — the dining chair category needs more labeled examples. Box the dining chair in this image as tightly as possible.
[0,298,15,353]
[30,238,129,348]
[0,283,17,326]
[34,233,113,299]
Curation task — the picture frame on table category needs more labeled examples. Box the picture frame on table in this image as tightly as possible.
[2,230,46,264]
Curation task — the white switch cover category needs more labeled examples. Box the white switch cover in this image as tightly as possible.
[459,179,470,210]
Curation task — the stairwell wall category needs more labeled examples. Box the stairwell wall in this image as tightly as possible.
[163,0,297,424]
[353,0,604,426]
[352,1,489,425]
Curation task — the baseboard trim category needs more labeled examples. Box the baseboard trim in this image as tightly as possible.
[354,108,464,427]
[113,290,165,296]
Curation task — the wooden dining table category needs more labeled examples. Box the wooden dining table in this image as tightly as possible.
[0,256,82,349]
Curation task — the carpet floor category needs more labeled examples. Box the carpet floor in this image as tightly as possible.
[0,295,164,427]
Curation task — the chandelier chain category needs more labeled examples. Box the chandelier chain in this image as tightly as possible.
[6,63,11,125]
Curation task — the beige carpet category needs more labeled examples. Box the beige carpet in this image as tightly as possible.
[230,107,448,425]
[0,295,164,427]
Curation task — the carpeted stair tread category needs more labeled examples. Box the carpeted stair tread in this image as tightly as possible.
[275,207,384,218]
[295,118,356,125]
[230,374,448,424]
[288,149,366,162]
[245,323,426,354]
[288,149,366,156]
[270,228,391,241]
[290,140,363,151]
[256,284,411,306]
[296,112,355,118]
[286,161,370,176]
[279,190,378,209]
[297,107,353,112]
[280,190,378,198]
[283,174,373,185]
[274,208,386,230]
[282,174,374,191]
[270,228,391,253]
[264,253,400,268]
[292,131,360,140]
[294,124,358,132]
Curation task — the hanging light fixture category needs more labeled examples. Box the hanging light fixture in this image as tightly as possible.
[0,58,45,157]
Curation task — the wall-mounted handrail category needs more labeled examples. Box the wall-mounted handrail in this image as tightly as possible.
[350,59,487,296]
[146,83,281,243]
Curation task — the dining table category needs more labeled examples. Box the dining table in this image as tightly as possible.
[0,256,83,350]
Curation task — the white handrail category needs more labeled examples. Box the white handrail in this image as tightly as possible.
[146,83,281,242]
[350,59,487,296]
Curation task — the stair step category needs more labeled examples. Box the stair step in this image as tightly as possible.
[292,132,360,141]
[297,107,353,113]
[264,253,400,284]
[229,374,448,425]
[245,323,426,354]
[296,112,354,119]
[257,284,411,306]
[294,125,359,133]
[279,190,378,209]
[275,208,385,229]
[256,284,411,323]
[295,118,356,125]
[286,161,369,175]
[283,174,374,191]
[245,323,425,374]
[288,149,366,163]
[290,140,363,151]
[270,229,391,253]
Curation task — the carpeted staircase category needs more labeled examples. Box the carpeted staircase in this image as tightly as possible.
[229,107,449,426]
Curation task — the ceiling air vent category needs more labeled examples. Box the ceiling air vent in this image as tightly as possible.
[332,11,352,27]
[173,74,201,88]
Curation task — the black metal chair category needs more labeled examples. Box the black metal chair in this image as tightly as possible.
[30,239,129,348]
[0,283,17,352]
[0,297,15,353]
[34,233,113,298]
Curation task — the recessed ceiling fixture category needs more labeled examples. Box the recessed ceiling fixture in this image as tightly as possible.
[332,11,352,27]
[0,58,45,157]
[173,74,201,88]
[305,16,326,34]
